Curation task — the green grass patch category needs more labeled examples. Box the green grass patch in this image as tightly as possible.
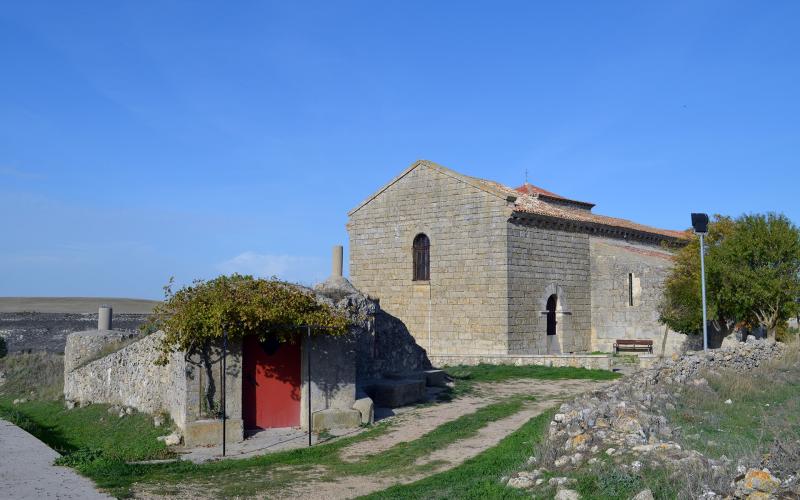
[362,408,556,499]
[443,363,619,398]
[67,396,532,498]
[0,398,174,463]
[568,463,676,500]
[334,395,533,477]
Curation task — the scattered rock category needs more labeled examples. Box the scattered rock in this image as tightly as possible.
[632,489,654,500]
[554,489,581,500]
[12,398,26,405]
[548,477,574,487]
[513,339,786,499]
[153,414,165,427]
[157,432,182,446]
[554,456,570,467]
[506,476,534,489]
[64,400,76,410]
[725,399,733,405]
[733,468,780,498]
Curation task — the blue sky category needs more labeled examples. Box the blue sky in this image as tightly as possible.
[1,1,798,299]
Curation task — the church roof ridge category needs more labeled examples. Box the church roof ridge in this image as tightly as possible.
[348,159,689,242]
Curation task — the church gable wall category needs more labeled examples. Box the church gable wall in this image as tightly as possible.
[347,164,510,357]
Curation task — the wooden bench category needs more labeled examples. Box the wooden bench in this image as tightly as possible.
[613,339,653,354]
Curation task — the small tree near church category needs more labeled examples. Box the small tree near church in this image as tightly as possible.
[660,213,800,342]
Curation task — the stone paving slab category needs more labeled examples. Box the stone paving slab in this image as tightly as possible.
[0,418,111,499]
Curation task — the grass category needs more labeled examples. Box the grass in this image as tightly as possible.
[76,395,532,498]
[362,409,556,499]
[669,341,800,476]
[0,352,619,497]
[0,398,174,462]
[0,352,64,400]
[443,363,619,399]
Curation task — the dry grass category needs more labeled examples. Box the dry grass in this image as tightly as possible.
[0,352,64,400]
[672,340,800,476]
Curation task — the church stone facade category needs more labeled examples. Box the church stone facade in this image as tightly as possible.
[347,160,688,357]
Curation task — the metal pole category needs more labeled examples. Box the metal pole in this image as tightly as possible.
[222,328,227,457]
[307,325,312,447]
[428,284,432,352]
[699,233,709,352]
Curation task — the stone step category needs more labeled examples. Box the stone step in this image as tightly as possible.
[364,378,426,408]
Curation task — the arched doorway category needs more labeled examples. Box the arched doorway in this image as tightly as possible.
[546,294,560,354]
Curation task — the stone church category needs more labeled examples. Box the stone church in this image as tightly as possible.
[347,160,689,359]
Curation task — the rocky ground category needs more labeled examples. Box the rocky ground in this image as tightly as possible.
[0,312,150,353]
[505,338,793,499]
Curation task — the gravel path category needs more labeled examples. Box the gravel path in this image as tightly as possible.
[0,418,111,499]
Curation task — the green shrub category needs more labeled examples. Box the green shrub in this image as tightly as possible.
[0,336,7,358]
[144,275,351,364]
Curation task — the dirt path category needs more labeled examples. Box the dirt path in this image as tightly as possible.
[341,378,603,463]
[134,378,610,500]
[271,378,610,500]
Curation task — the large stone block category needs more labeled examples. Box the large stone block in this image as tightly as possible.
[312,409,361,431]
[352,397,374,425]
[365,378,426,407]
[424,369,449,387]
[184,418,243,447]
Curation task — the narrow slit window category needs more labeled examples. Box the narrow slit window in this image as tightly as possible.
[628,273,634,306]
[413,233,430,281]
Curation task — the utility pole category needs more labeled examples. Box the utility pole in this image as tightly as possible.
[691,213,710,351]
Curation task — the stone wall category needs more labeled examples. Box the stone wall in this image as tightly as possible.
[63,329,141,373]
[429,353,611,370]
[348,163,510,356]
[589,238,685,356]
[301,333,356,430]
[64,330,189,428]
[507,220,592,354]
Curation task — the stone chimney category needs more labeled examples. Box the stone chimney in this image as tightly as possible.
[332,245,343,278]
[98,305,112,331]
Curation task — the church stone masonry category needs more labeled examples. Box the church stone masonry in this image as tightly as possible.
[347,160,689,358]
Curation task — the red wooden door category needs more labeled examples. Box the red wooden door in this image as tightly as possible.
[242,336,301,429]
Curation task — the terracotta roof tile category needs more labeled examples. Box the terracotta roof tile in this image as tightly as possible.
[463,172,688,241]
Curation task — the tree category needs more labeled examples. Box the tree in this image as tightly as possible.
[660,213,800,342]
[659,215,737,340]
[144,274,351,364]
[715,213,800,340]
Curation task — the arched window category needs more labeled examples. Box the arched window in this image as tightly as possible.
[413,233,430,281]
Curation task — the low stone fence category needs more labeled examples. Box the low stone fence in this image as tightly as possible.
[504,338,788,498]
[64,331,188,429]
[429,353,612,371]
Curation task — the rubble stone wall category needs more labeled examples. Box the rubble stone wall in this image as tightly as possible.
[64,331,189,428]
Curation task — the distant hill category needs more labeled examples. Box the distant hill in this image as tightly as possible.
[0,297,160,314]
